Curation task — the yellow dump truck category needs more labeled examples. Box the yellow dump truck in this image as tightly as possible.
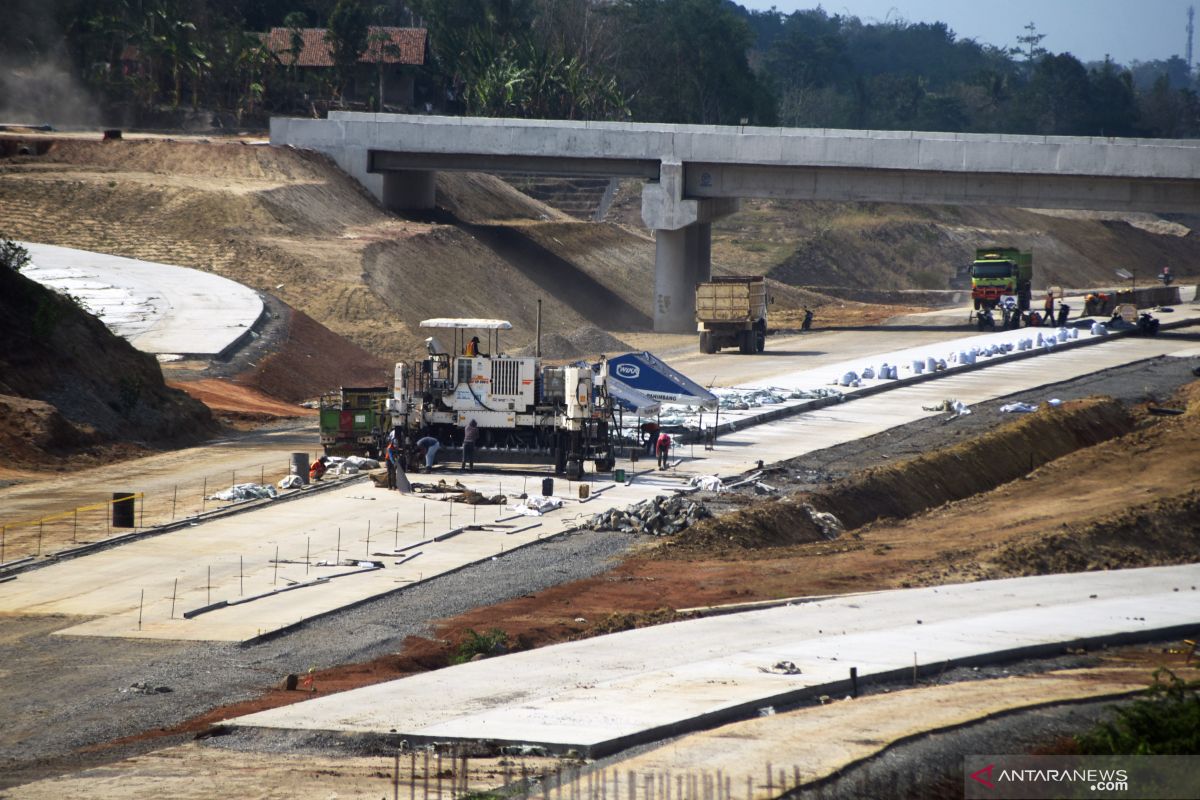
[696,276,769,354]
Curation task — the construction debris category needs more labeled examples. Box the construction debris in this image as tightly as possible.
[688,475,724,493]
[120,682,173,695]
[438,490,507,505]
[714,386,841,412]
[583,495,712,536]
[207,483,277,502]
[922,398,972,418]
[508,496,563,516]
[805,504,844,539]
[758,660,802,675]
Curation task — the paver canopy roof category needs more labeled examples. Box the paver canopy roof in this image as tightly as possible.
[420,318,513,330]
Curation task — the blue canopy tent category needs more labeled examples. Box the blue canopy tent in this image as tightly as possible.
[605,351,718,410]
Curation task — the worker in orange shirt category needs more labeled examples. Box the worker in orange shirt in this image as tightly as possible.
[309,456,328,482]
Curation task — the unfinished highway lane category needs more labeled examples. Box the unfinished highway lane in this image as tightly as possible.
[0,319,1197,642]
[20,241,264,357]
[230,564,1200,756]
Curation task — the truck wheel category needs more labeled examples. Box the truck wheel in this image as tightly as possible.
[699,332,716,354]
[595,455,615,472]
[738,331,753,355]
[565,459,584,481]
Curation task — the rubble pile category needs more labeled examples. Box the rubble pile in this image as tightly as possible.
[583,495,712,535]
[208,483,277,502]
[714,386,841,412]
[804,504,844,540]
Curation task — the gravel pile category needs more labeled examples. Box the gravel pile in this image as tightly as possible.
[582,495,712,535]
[518,327,630,360]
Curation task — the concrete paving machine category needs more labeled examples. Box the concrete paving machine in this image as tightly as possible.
[389,318,616,479]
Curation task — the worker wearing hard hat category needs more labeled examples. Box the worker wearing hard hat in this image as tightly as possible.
[464,336,480,356]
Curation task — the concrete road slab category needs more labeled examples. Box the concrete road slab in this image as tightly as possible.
[681,304,1200,433]
[665,328,1200,479]
[0,475,674,642]
[20,241,263,356]
[557,670,1150,799]
[230,565,1200,756]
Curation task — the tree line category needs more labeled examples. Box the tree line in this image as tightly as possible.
[3,0,1197,137]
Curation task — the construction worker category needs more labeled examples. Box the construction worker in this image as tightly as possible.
[656,431,672,470]
[461,419,479,470]
[1043,291,1054,325]
[641,421,660,455]
[384,439,399,489]
[464,336,480,356]
[802,307,814,331]
[416,434,440,472]
[1056,301,1071,327]
[309,456,328,482]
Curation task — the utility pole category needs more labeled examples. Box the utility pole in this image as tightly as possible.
[1187,6,1195,74]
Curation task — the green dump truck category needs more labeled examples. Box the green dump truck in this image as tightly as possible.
[971,248,1033,311]
[696,276,770,354]
[318,386,390,457]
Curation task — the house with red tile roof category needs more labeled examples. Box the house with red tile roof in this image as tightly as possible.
[261,27,427,107]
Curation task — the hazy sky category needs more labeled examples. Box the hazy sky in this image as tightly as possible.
[737,1,1196,66]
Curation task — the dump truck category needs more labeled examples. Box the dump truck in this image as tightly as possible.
[390,318,615,479]
[318,386,390,457]
[696,276,769,354]
[971,248,1033,311]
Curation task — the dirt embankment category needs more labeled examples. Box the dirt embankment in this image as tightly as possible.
[233,306,391,402]
[0,266,216,467]
[602,179,1200,294]
[10,134,1199,374]
[0,137,667,364]
[678,397,1136,552]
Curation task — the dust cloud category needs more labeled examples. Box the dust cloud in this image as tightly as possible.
[0,56,103,128]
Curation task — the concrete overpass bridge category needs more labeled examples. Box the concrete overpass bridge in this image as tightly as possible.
[270,112,1200,332]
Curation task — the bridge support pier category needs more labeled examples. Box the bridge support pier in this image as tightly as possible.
[381,170,436,211]
[653,224,712,333]
[643,162,737,333]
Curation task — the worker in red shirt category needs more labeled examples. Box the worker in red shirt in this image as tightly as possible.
[309,456,328,482]
[656,431,672,470]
